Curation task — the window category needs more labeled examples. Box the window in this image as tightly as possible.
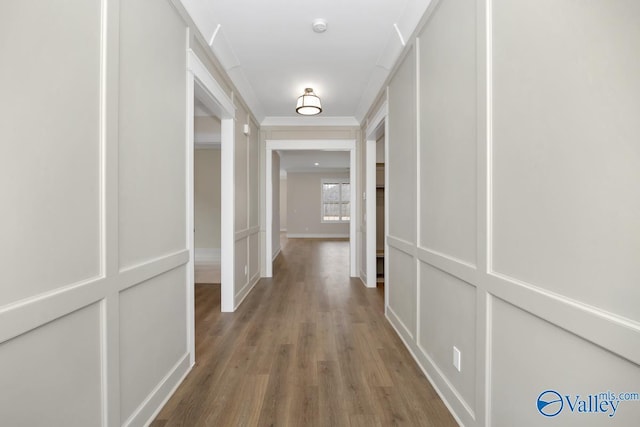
[321,178,350,222]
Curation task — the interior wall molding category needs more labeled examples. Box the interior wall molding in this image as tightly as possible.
[261,116,360,127]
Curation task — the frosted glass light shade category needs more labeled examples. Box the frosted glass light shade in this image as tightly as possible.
[296,88,322,115]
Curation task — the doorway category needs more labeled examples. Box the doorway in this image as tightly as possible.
[186,50,237,364]
[193,100,221,285]
[365,101,388,296]
[264,140,357,278]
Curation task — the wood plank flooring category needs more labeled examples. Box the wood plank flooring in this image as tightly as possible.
[151,238,457,426]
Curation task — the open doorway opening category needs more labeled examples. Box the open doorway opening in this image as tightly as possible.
[264,140,357,278]
[365,101,388,293]
[375,140,385,285]
[186,49,237,365]
[193,100,222,285]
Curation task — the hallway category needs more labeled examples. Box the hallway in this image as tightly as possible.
[152,238,457,426]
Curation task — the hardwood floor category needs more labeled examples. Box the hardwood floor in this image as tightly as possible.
[152,238,457,426]
[195,262,221,284]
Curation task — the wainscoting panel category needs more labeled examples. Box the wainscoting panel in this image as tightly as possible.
[387,45,417,245]
[387,245,416,339]
[418,0,477,266]
[418,262,477,411]
[0,0,102,307]
[490,0,640,323]
[491,297,640,426]
[119,267,188,423]
[369,0,640,426]
[234,236,249,294]
[0,302,103,427]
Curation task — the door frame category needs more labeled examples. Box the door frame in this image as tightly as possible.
[365,101,388,288]
[186,49,236,363]
[264,139,357,278]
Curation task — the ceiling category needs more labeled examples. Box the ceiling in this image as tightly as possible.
[279,150,349,174]
[181,0,432,124]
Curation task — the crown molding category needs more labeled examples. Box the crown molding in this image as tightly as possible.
[285,167,350,174]
[261,116,360,127]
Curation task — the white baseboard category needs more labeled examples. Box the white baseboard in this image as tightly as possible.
[386,307,468,427]
[272,247,281,261]
[194,248,221,264]
[234,272,261,310]
[125,352,191,427]
[286,233,349,239]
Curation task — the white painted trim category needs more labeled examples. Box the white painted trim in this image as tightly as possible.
[102,0,120,422]
[185,36,196,367]
[365,100,388,289]
[360,270,368,284]
[187,49,235,315]
[235,225,260,241]
[482,5,494,424]
[1,251,192,345]
[123,353,191,427]
[265,139,356,151]
[384,87,390,314]
[187,50,235,118]
[265,148,273,277]
[365,140,377,288]
[285,167,349,174]
[272,248,281,261]
[387,235,417,258]
[264,139,358,278]
[261,116,359,127]
[286,234,350,239]
[386,305,415,342]
[366,101,388,139]
[386,313,467,427]
[415,37,422,348]
[349,144,357,277]
[194,248,221,264]
[118,250,189,291]
[234,272,261,311]
[220,118,235,312]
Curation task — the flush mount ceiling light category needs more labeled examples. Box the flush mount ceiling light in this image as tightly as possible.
[296,88,322,116]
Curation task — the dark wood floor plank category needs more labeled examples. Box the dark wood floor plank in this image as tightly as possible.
[153,237,457,426]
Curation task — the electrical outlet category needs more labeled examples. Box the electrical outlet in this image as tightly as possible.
[453,346,461,372]
[244,265,248,276]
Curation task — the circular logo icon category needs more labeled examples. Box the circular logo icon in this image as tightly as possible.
[537,390,563,417]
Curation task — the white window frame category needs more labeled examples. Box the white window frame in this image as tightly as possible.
[321,178,351,223]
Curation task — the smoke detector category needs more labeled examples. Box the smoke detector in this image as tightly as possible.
[312,18,328,33]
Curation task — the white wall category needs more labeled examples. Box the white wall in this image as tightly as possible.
[0,0,188,425]
[194,148,221,261]
[287,171,350,238]
[0,0,262,425]
[365,0,640,426]
[279,177,288,231]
